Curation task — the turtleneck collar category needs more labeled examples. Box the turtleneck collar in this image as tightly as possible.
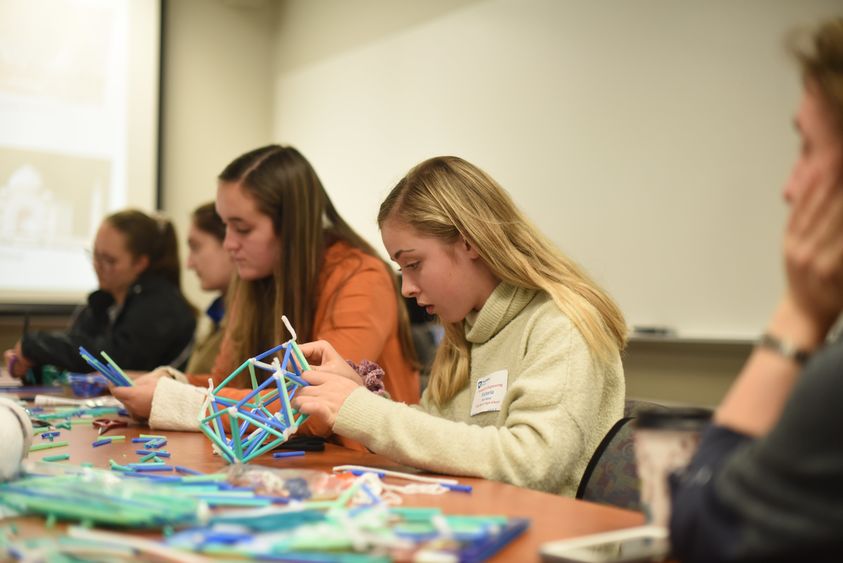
[464,282,538,344]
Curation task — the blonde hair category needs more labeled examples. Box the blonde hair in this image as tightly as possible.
[378,156,627,406]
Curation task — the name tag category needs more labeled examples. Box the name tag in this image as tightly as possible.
[470,369,508,416]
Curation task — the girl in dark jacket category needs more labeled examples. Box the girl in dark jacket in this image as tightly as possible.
[4,209,196,379]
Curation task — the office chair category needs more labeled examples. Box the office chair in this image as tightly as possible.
[575,399,668,511]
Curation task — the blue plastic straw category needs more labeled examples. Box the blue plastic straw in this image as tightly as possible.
[442,483,473,493]
[174,466,204,475]
[135,450,171,457]
[127,464,173,472]
[255,343,286,362]
[272,450,305,459]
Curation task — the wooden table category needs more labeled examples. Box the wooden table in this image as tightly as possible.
[9,401,645,561]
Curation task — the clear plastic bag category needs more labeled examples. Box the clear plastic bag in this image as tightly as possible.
[225,464,353,500]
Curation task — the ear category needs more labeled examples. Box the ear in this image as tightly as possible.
[132,254,150,275]
[460,237,481,260]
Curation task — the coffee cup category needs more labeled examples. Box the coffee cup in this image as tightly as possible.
[633,408,711,528]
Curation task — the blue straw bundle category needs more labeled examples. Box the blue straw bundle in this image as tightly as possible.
[78,347,133,387]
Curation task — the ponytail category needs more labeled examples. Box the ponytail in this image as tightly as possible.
[105,209,184,292]
[148,215,180,287]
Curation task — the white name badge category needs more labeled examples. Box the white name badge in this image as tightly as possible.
[470,369,508,416]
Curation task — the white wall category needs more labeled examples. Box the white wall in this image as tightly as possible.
[162,0,276,310]
[161,0,841,406]
[270,0,841,341]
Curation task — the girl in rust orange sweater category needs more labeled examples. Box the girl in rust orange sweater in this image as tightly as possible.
[113,145,419,437]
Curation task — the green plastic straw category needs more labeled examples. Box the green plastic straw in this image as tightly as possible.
[30,441,69,452]
[279,375,294,426]
[168,486,222,494]
[290,340,310,370]
[100,351,134,386]
[390,507,443,520]
[179,473,228,483]
[229,410,244,460]
[332,476,366,509]
[110,459,140,473]
[248,361,258,390]
[213,359,250,394]
[42,454,70,462]
[200,406,226,424]
[199,423,236,461]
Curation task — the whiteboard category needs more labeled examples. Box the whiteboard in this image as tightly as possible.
[271,0,842,340]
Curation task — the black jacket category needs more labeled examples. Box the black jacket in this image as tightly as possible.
[22,272,196,374]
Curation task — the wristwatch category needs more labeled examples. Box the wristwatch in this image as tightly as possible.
[758,333,813,367]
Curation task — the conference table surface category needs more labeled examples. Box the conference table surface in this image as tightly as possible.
[8,397,646,561]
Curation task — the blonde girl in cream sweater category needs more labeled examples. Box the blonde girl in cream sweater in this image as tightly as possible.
[294,156,627,496]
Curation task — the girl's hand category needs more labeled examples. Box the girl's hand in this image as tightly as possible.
[3,349,18,377]
[298,340,363,385]
[292,369,362,428]
[4,342,32,378]
[784,173,843,342]
[110,376,160,420]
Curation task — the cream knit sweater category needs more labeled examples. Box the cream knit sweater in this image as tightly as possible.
[333,283,624,496]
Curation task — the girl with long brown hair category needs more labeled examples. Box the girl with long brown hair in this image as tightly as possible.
[113,145,419,433]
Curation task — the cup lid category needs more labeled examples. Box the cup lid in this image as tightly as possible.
[635,407,712,430]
